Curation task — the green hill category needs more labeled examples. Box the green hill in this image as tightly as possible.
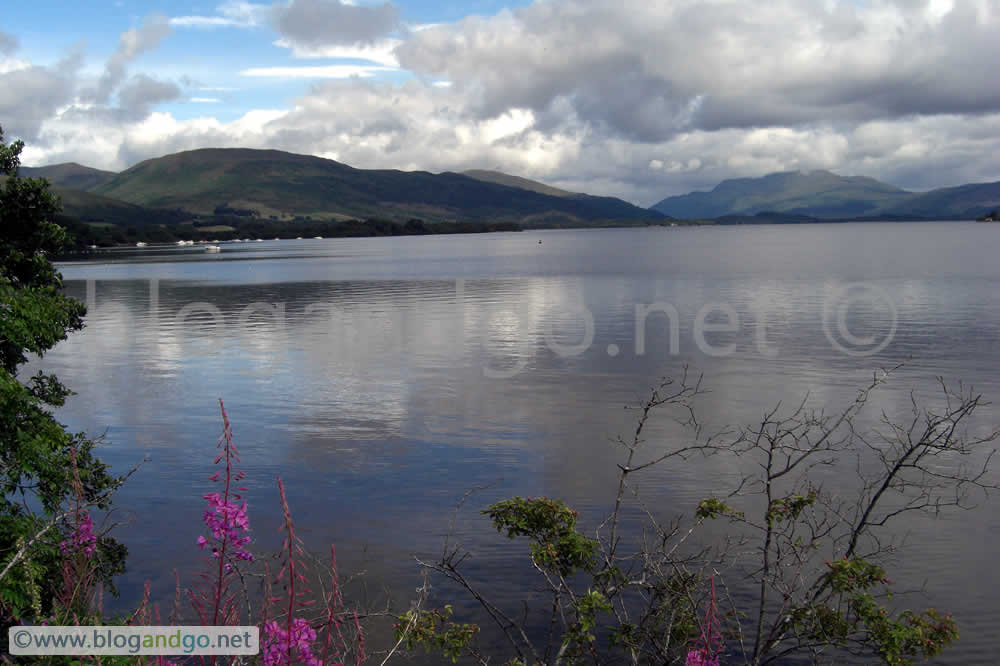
[93,148,662,224]
[19,163,117,191]
[47,186,189,226]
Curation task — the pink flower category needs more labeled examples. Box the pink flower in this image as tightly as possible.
[198,488,253,561]
[261,618,322,666]
[685,649,721,666]
[59,510,97,558]
[686,576,724,666]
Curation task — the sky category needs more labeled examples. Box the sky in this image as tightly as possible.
[2,0,999,206]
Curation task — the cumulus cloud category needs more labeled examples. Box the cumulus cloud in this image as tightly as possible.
[0,49,82,139]
[273,0,401,48]
[4,16,179,149]
[396,0,1000,140]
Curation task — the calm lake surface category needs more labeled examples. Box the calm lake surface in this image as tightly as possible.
[43,223,1000,663]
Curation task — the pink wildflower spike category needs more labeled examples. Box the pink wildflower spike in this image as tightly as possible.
[686,576,723,666]
[191,399,254,628]
[59,509,97,558]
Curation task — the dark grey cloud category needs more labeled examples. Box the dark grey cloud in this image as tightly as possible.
[0,30,18,55]
[273,0,400,47]
[86,15,171,105]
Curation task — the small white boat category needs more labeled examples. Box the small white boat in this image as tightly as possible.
[313,236,323,240]
[204,245,222,253]
[273,237,280,241]
[88,244,98,249]
[296,236,303,240]
[136,242,148,247]
[256,238,264,242]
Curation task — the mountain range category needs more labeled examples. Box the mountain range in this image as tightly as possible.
[21,149,660,226]
[17,151,1000,229]
[652,169,1000,219]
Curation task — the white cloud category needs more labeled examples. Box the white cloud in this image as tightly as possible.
[170,1,270,29]
[190,97,222,103]
[170,16,245,28]
[396,0,1000,140]
[272,37,401,67]
[240,64,393,78]
[0,57,31,75]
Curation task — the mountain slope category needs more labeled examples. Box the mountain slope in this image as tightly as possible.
[651,170,914,218]
[462,169,575,197]
[93,148,662,223]
[886,181,1000,218]
[19,163,118,191]
[50,186,190,226]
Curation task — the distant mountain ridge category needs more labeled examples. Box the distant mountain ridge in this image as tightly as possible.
[888,181,1000,218]
[651,170,1000,219]
[83,148,661,224]
[20,152,1000,224]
